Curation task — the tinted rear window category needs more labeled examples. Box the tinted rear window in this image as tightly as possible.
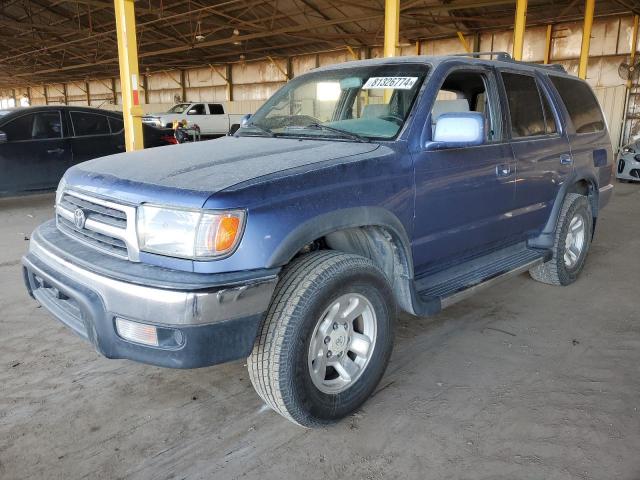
[71,111,110,136]
[209,103,224,114]
[549,76,605,134]
[501,72,546,138]
[32,111,63,139]
[540,88,557,134]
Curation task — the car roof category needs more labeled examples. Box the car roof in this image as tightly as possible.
[311,54,571,78]
[0,105,121,119]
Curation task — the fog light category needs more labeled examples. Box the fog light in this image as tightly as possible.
[115,318,159,346]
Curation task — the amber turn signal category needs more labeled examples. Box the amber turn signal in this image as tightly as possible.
[214,215,241,253]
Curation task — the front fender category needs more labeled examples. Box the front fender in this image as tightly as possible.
[267,206,414,276]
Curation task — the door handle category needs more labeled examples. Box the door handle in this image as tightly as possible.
[47,148,64,155]
[560,153,573,165]
[496,164,511,177]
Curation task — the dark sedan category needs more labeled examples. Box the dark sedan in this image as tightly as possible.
[0,106,177,196]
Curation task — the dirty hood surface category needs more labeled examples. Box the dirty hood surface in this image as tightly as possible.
[66,136,379,208]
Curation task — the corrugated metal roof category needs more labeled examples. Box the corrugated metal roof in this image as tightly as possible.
[0,0,634,87]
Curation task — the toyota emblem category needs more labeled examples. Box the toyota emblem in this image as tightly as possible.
[74,208,86,229]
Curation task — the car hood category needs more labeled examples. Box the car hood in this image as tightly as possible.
[65,136,379,208]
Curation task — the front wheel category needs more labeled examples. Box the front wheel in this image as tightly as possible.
[529,193,593,286]
[248,251,395,427]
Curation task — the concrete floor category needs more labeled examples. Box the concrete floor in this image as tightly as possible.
[1,184,639,480]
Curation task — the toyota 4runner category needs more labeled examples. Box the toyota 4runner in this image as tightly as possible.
[22,53,614,427]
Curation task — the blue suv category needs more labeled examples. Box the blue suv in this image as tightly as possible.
[22,53,614,427]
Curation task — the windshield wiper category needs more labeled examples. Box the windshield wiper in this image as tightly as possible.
[304,123,369,143]
[243,122,275,137]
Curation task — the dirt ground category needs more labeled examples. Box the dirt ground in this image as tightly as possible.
[1,183,639,480]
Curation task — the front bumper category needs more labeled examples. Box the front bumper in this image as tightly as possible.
[616,154,640,181]
[22,221,278,368]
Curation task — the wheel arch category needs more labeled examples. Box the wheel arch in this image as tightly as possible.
[266,207,415,313]
[529,173,599,250]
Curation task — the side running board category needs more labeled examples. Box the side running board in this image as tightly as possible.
[413,244,550,314]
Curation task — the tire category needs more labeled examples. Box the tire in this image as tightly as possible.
[529,193,593,286]
[248,251,395,427]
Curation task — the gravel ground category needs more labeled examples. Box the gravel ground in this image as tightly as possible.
[1,183,639,480]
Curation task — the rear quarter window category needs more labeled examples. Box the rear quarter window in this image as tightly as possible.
[549,76,605,134]
[108,117,124,133]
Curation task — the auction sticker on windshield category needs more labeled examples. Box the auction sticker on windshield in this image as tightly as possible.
[362,77,418,90]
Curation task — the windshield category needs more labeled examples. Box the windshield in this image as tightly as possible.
[167,103,191,114]
[239,63,428,141]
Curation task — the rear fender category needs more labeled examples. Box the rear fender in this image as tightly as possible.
[528,172,598,249]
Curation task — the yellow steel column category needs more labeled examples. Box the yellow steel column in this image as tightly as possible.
[114,0,144,151]
[512,0,527,61]
[578,0,595,80]
[384,0,400,58]
[383,0,400,102]
[543,24,553,64]
[629,15,639,88]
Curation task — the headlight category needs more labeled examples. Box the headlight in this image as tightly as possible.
[137,205,245,259]
[55,176,67,205]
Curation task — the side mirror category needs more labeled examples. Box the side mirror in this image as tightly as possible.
[0,131,7,144]
[187,109,197,115]
[427,112,485,150]
[240,114,252,127]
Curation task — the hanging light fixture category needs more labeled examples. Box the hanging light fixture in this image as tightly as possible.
[195,21,205,42]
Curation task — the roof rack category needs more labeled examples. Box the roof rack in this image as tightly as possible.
[450,51,512,61]
[450,51,567,73]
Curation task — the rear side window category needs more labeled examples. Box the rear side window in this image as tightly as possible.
[540,88,557,134]
[549,76,604,134]
[501,72,546,138]
[32,111,63,139]
[108,117,124,133]
[71,111,110,136]
[208,104,224,114]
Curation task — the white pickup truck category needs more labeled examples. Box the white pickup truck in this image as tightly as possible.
[142,103,247,136]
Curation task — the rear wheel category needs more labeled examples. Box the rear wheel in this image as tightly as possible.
[529,193,593,286]
[248,251,395,427]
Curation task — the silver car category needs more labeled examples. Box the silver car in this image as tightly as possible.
[617,139,640,182]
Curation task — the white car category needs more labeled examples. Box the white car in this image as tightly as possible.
[142,103,247,136]
[616,139,640,182]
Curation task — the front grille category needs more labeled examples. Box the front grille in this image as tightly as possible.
[56,190,138,261]
[58,216,128,257]
[61,193,127,227]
